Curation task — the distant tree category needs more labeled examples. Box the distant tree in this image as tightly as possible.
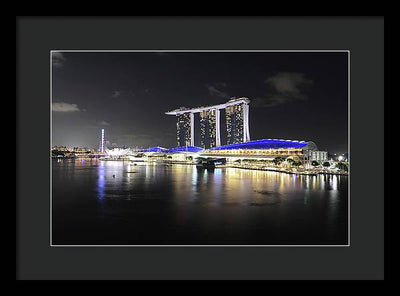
[287,158,294,166]
[336,162,348,171]
[52,150,64,157]
[273,157,284,165]
[292,161,302,167]
[186,156,193,161]
[311,160,320,167]
[323,161,330,167]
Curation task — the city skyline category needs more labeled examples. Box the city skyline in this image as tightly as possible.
[51,51,348,153]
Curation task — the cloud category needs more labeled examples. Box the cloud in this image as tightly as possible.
[111,90,121,98]
[111,90,135,98]
[254,72,313,107]
[52,52,66,68]
[206,82,228,98]
[265,72,313,95]
[52,102,80,112]
[86,120,110,129]
[97,120,110,126]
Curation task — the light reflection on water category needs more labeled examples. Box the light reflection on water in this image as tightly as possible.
[53,159,348,245]
[93,162,345,205]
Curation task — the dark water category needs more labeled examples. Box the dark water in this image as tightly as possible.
[52,159,348,245]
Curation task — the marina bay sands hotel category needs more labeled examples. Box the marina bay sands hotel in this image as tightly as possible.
[166,97,250,149]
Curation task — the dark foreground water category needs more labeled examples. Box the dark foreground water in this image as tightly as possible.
[52,159,348,245]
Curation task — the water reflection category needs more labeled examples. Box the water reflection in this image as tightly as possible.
[93,162,345,204]
[53,159,348,245]
[97,161,105,200]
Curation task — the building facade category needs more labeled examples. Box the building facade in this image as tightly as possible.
[307,151,328,162]
[176,113,192,147]
[200,139,319,163]
[98,128,105,152]
[225,104,244,145]
[199,109,217,148]
[166,97,250,148]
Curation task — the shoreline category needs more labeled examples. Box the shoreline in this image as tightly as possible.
[226,165,348,176]
[52,158,348,176]
[132,159,348,176]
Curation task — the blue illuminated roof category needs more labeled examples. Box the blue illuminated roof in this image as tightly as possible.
[209,139,308,150]
[139,146,168,152]
[166,146,203,153]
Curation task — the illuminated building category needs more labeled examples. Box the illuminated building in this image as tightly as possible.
[176,111,193,147]
[225,99,250,144]
[98,128,105,152]
[165,146,203,153]
[166,97,250,147]
[165,99,328,166]
[201,138,321,163]
[165,146,203,162]
[199,109,217,148]
[139,147,168,153]
[52,146,68,151]
[307,151,328,162]
[105,147,130,158]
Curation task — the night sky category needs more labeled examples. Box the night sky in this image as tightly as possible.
[51,51,348,153]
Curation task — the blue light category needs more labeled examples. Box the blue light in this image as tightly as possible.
[139,146,168,152]
[97,162,105,200]
[166,146,203,153]
[209,139,308,150]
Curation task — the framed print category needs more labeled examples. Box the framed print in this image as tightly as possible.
[17,16,385,281]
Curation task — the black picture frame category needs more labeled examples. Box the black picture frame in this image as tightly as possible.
[16,16,388,281]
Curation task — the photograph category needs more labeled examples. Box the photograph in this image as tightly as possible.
[50,50,349,246]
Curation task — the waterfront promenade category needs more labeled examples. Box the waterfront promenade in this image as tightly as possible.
[137,159,349,176]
